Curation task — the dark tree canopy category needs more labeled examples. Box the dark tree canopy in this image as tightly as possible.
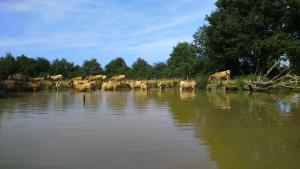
[35,57,51,76]
[105,57,129,76]
[0,53,16,80]
[194,0,300,75]
[82,59,102,76]
[51,58,79,78]
[16,55,37,76]
[130,58,152,79]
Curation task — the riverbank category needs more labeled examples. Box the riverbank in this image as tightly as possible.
[1,75,299,93]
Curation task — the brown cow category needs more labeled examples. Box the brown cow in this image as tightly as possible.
[86,75,101,81]
[1,80,17,90]
[22,82,42,91]
[101,75,107,80]
[55,81,62,91]
[8,74,30,81]
[179,80,197,91]
[47,75,63,81]
[30,77,44,83]
[72,77,82,81]
[110,75,125,81]
[73,81,96,92]
[141,82,150,91]
[101,81,121,91]
[127,80,143,90]
[157,82,166,90]
[209,70,231,81]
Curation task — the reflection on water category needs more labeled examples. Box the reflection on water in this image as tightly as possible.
[180,91,196,101]
[0,90,300,169]
[207,91,231,110]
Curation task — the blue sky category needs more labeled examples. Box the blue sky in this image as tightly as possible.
[0,0,216,66]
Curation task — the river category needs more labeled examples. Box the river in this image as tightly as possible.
[0,90,299,169]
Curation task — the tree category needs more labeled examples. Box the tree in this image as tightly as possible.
[167,42,199,78]
[0,53,16,80]
[16,55,37,76]
[51,58,77,78]
[130,58,152,79]
[105,57,129,76]
[82,59,102,76]
[194,0,300,75]
[35,57,51,76]
[152,62,170,79]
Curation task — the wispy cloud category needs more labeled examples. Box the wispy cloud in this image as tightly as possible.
[0,0,216,65]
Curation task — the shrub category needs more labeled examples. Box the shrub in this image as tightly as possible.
[196,74,209,90]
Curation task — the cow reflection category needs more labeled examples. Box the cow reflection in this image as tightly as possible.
[207,92,231,110]
[106,92,127,112]
[54,91,63,109]
[180,91,196,100]
[132,90,149,107]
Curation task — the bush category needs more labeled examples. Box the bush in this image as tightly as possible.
[196,74,209,90]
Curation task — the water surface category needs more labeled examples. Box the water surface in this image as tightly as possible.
[0,90,300,169]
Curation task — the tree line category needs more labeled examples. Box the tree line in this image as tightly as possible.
[1,0,299,81]
[0,46,201,80]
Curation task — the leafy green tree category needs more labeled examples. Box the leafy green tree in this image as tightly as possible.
[51,58,77,78]
[152,62,170,79]
[16,55,37,76]
[194,0,300,75]
[105,57,129,76]
[167,42,199,78]
[35,57,51,77]
[69,65,84,78]
[0,53,17,80]
[82,59,102,76]
[130,58,152,79]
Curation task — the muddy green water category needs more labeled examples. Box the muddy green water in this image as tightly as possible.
[0,90,300,169]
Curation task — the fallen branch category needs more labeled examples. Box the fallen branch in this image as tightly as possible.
[263,60,280,78]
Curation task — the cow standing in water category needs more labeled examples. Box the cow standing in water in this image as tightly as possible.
[110,75,126,81]
[101,81,121,91]
[157,82,166,91]
[47,75,63,91]
[140,82,150,91]
[55,81,62,91]
[127,80,143,90]
[179,80,197,92]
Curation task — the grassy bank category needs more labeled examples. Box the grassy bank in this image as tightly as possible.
[198,74,259,91]
[1,75,298,93]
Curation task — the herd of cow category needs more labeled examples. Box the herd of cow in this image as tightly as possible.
[68,74,185,92]
[1,70,231,92]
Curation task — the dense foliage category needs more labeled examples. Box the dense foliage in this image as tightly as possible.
[105,57,130,77]
[167,42,199,78]
[1,0,299,80]
[129,58,152,79]
[194,0,300,75]
[82,59,102,76]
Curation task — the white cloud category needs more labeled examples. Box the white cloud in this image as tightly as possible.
[0,0,216,64]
